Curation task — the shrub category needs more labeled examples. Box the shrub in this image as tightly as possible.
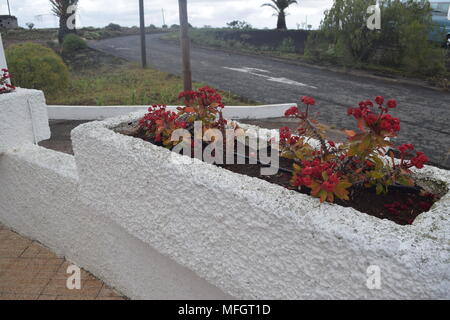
[280,96,429,203]
[106,23,122,31]
[278,37,296,53]
[5,43,69,97]
[62,34,88,54]
[305,0,446,75]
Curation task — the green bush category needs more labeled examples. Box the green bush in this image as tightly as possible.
[278,37,296,53]
[305,0,446,76]
[62,34,88,54]
[106,23,122,31]
[5,42,69,97]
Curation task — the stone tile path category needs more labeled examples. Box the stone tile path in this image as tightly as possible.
[0,223,126,300]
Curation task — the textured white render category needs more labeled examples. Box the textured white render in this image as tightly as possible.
[0,88,50,152]
[0,145,232,300]
[47,103,296,121]
[71,111,450,300]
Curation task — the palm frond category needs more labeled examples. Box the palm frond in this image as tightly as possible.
[261,0,298,12]
[262,3,280,13]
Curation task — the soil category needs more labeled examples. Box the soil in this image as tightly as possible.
[122,127,440,226]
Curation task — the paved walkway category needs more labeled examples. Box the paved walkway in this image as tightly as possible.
[0,223,125,300]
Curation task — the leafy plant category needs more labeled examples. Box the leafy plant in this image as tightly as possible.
[177,86,225,130]
[138,105,188,148]
[281,96,429,203]
[138,87,227,148]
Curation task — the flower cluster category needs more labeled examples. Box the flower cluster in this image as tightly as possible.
[138,87,227,148]
[396,144,429,170]
[280,95,429,204]
[138,105,187,147]
[0,69,15,94]
[279,126,300,146]
[177,86,225,128]
[347,97,400,136]
[291,159,351,203]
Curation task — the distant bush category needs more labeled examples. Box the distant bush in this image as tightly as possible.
[106,23,122,31]
[5,42,69,97]
[278,37,296,53]
[62,34,88,54]
[226,20,252,30]
[304,0,446,76]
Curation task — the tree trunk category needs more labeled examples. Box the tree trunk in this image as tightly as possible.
[277,11,287,30]
[58,14,76,44]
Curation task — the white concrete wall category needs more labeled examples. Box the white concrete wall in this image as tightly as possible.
[0,88,50,152]
[0,142,231,301]
[71,111,450,300]
[47,103,296,121]
[1,89,449,299]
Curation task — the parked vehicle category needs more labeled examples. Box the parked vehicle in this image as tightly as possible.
[429,1,450,46]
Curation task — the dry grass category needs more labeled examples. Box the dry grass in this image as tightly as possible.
[47,62,254,106]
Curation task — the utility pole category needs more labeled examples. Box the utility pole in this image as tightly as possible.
[178,0,192,91]
[7,0,11,16]
[139,0,147,68]
[161,8,166,27]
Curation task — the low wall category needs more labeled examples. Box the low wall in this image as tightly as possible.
[1,89,449,299]
[70,112,450,299]
[194,29,311,53]
[47,103,296,121]
[0,145,231,299]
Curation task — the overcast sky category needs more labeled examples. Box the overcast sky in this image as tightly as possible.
[3,0,333,30]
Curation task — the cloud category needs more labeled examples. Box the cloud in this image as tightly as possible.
[4,0,333,29]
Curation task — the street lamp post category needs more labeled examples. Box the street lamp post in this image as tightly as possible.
[139,0,147,68]
[178,0,192,91]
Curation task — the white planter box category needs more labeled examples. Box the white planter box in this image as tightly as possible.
[72,111,450,300]
[0,88,50,153]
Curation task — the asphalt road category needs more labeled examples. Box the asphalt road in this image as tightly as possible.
[90,34,450,168]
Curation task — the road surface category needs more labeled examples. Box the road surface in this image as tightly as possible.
[90,34,450,168]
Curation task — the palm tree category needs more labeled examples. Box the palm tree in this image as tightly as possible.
[262,0,298,30]
[50,0,79,44]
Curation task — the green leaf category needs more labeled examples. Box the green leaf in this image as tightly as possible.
[376,184,384,195]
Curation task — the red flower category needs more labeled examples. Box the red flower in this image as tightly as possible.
[387,100,397,109]
[289,136,300,145]
[301,96,315,106]
[398,144,414,154]
[411,152,429,169]
[375,96,384,105]
[284,106,299,117]
[365,100,374,107]
[328,141,336,148]
[366,160,375,167]
[302,176,312,186]
[279,126,292,141]
[321,181,335,192]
